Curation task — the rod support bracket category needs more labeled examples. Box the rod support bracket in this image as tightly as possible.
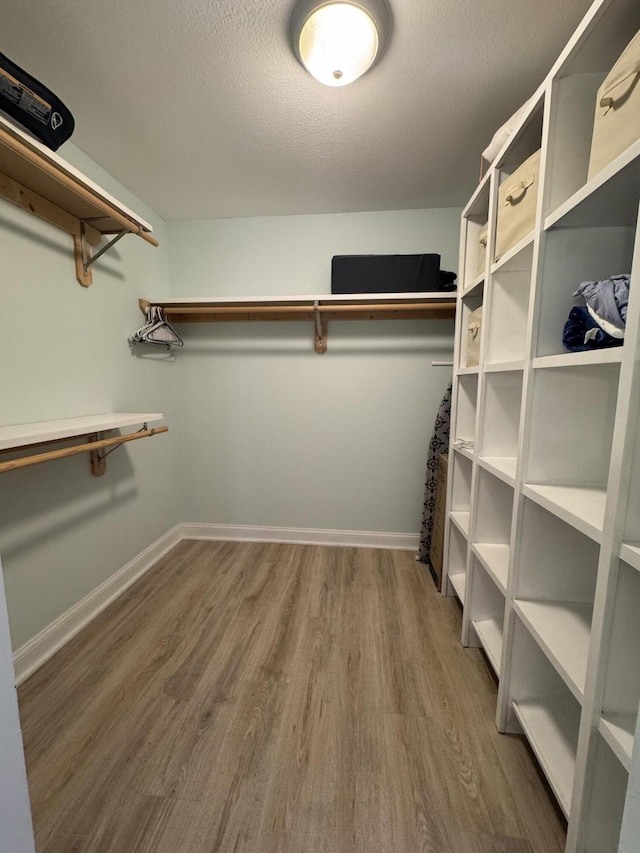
[313,301,328,354]
[89,432,107,476]
[74,223,128,287]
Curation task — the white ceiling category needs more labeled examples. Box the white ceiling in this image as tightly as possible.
[3,0,594,221]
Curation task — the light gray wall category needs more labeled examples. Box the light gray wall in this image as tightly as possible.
[167,209,459,533]
[0,143,180,649]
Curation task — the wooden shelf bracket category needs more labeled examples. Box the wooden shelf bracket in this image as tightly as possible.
[313,300,328,354]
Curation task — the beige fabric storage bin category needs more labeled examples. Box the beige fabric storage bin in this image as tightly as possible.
[495,149,541,261]
[476,226,488,277]
[588,29,640,180]
[466,305,483,367]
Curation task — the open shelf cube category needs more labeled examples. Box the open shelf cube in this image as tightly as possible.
[581,734,629,853]
[484,243,533,365]
[454,373,478,445]
[525,362,620,539]
[474,468,514,546]
[509,615,581,817]
[458,292,484,369]
[447,522,468,603]
[461,177,490,287]
[478,370,523,484]
[467,557,505,676]
[599,560,640,771]
[534,225,634,358]
[451,452,472,512]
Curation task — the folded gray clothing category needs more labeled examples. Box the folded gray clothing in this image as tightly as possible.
[574,274,630,330]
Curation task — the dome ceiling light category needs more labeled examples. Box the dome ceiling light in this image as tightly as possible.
[291,0,390,87]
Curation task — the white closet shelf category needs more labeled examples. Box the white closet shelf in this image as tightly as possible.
[450,510,470,538]
[472,618,503,676]
[472,543,509,593]
[0,413,166,477]
[522,483,606,543]
[533,350,623,370]
[140,294,456,354]
[478,456,517,486]
[514,599,592,701]
[512,696,579,818]
[484,361,525,373]
[620,543,640,573]
[449,572,467,604]
[0,115,158,287]
[544,140,640,231]
[0,413,164,451]
[456,366,479,376]
[599,713,635,772]
[491,232,535,275]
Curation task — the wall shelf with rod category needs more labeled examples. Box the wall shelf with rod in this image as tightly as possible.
[138,293,456,354]
[0,114,159,287]
[0,413,167,477]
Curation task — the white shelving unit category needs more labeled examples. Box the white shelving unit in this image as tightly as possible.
[441,0,640,848]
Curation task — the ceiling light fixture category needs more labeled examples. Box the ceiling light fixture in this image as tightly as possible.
[291,0,389,87]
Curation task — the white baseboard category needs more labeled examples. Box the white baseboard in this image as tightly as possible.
[179,522,419,551]
[13,525,183,686]
[13,522,417,685]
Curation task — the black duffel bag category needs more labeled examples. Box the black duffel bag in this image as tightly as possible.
[0,52,74,150]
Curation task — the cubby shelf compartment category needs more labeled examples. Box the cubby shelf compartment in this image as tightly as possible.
[454,373,478,444]
[472,543,509,594]
[450,511,470,538]
[462,274,484,296]
[522,483,606,543]
[512,697,578,819]
[475,468,514,548]
[468,557,505,677]
[544,140,640,231]
[452,443,474,462]
[491,231,535,275]
[447,521,469,604]
[478,457,516,487]
[581,734,629,853]
[514,600,592,701]
[0,114,158,287]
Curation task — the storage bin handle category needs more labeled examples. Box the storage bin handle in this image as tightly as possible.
[505,176,535,205]
[600,60,640,112]
[478,234,487,249]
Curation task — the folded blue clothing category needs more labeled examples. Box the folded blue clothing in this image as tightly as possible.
[563,306,624,352]
[574,274,630,330]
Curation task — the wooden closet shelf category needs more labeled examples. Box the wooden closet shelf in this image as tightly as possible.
[0,115,158,287]
[139,295,456,354]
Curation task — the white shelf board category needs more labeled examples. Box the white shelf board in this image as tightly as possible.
[478,456,517,486]
[462,273,484,296]
[472,618,503,676]
[514,599,592,700]
[449,572,467,604]
[452,444,475,462]
[457,366,479,376]
[146,292,456,307]
[472,543,509,593]
[484,361,525,373]
[522,483,606,543]
[450,510,470,538]
[491,231,535,274]
[512,697,578,818]
[545,139,640,231]
[620,543,640,573]
[533,350,623,370]
[0,413,164,451]
[599,713,635,773]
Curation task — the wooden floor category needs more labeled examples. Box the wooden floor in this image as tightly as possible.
[18,542,566,852]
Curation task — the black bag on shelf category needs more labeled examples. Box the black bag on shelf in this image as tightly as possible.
[0,52,74,150]
[331,254,442,294]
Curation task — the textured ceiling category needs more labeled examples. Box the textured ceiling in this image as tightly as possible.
[2,0,594,220]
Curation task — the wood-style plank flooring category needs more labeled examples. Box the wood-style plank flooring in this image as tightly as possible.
[18,542,566,852]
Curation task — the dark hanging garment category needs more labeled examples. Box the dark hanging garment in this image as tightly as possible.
[0,52,75,150]
[418,382,452,573]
